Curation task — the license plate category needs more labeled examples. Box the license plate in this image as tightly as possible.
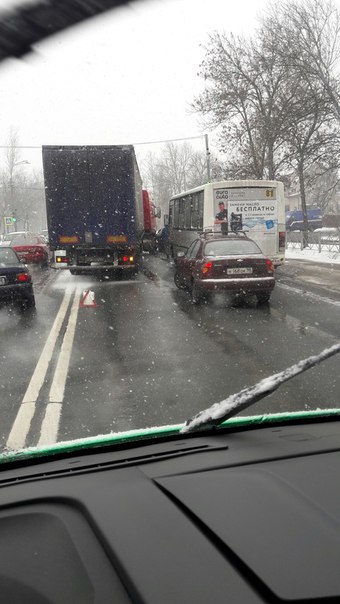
[0,276,7,285]
[227,267,253,275]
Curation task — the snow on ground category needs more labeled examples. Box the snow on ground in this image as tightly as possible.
[286,247,340,265]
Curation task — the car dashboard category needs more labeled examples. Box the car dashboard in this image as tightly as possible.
[0,417,339,603]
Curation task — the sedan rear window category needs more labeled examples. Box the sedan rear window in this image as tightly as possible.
[204,239,262,256]
[0,248,20,266]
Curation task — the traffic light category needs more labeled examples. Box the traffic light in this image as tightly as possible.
[12,209,17,224]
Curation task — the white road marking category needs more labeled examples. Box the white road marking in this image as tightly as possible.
[5,404,36,451]
[38,290,81,445]
[277,282,340,307]
[8,277,133,449]
[270,308,338,343]
[6,289,73,450]
[48,290,80,404]
[38,403,62,447]
[23,290,73,403]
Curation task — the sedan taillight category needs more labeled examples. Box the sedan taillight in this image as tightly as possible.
[201,261,213,276]
[17,272,31,283]
[266,259,275,273]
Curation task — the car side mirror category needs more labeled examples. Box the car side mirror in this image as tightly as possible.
[177,251,185,258]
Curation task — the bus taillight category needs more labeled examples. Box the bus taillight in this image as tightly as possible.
[279,231,286,251]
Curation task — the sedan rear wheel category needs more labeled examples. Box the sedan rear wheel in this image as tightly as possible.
[256,292,271,304]
[191,281,205,305]
[174,271,183,290]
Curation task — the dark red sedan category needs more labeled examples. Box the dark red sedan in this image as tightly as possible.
[174,233,275,304]
[1,232,49,266]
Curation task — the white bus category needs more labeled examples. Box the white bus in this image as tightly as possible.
[168,180,286,266]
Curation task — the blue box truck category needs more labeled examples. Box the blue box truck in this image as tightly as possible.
[42,145,143,275]
[285,208,322,231]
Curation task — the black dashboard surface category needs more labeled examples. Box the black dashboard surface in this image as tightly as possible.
[0,418,339,603]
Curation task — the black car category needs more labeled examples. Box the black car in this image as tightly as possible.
[174,232,275,304]
[0,247,35,309]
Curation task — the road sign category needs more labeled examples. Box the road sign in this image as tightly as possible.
[4,217,13,225]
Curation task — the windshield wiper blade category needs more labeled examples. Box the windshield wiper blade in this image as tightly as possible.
[181,343,340,434]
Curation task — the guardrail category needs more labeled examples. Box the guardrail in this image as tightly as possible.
[286,229,340,253]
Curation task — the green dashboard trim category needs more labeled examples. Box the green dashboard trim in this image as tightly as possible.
[1,408,340,464]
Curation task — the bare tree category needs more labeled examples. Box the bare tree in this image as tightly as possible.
[193,0,340,246]
[141,142,209,216]
[193,30,298,179]
[305,165,340,211]
[273,0,340,120]
[0,128,45,233]
[0,129,22,231]
[263,0,340,243]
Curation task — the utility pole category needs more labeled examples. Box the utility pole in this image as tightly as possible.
[205,134,211,183]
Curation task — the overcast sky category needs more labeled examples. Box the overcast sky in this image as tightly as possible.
[0,0,334,171]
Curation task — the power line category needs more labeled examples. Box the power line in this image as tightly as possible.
[0,146,41,149]
[0,135,206,150]
[134,135,206,146]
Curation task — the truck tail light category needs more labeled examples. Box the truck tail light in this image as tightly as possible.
[56,256,69,264]
[121,255,134,264]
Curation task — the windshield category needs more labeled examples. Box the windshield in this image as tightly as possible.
[0,0,339,458]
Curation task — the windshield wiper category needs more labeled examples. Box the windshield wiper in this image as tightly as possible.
[181,343,340,434]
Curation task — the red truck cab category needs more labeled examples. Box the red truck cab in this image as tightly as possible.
[142,190,161,252]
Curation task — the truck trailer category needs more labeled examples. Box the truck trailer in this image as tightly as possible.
[43,145,144,275]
